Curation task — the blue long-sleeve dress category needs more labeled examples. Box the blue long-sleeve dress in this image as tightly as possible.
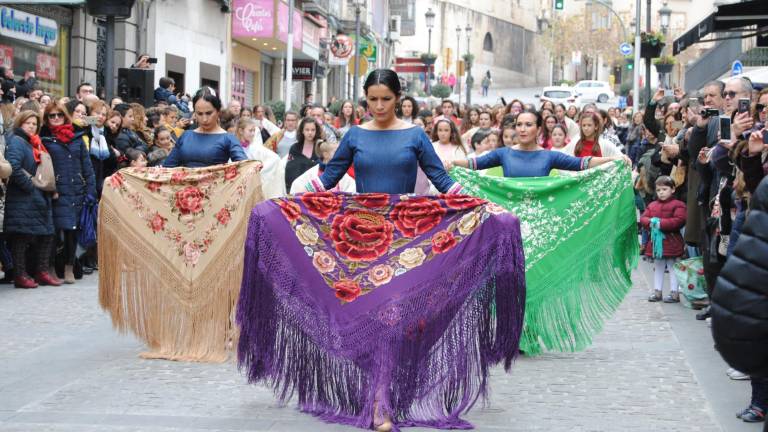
[314,126,461,194]
[471,147,589,177]
[163,131,247,168]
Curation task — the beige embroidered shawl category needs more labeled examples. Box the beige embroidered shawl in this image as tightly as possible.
[98,161,264,362]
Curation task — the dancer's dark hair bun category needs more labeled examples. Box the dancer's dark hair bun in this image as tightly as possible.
[193,87,222,111]
[518,110,542,128]
[363,69,402,97]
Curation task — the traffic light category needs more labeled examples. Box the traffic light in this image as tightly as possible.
[555,0,564,10]
[626,60,634,70]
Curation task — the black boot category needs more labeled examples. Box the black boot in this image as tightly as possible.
[696,306,711,321]
[0,268,14,284]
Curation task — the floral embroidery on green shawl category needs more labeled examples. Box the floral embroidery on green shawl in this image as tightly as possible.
[452,161,638,354]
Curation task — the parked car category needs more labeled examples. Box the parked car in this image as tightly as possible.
[535,86,580,106]
[573,80,615,103]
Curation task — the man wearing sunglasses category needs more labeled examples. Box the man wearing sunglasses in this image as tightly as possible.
[723,77,753,117]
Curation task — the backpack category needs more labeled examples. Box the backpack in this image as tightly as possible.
[637,147,660,195]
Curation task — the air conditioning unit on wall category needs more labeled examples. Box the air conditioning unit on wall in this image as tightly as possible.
[390,15,401,41]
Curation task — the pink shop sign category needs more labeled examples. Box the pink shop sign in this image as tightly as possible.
[233,0,275,39]
[277,2,302,50]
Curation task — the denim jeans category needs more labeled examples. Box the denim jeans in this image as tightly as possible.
[752,377,768,411]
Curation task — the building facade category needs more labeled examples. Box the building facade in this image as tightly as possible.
[145,0,231,99]
[0,1,230,103]
[0,4,73,97]
[230,0,327,109]
[551,0,723,91]
[392,0,548,95]
[228,0,393,109]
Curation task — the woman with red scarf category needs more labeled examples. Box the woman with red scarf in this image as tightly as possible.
[40,101,96,284]
[4,110,59,288]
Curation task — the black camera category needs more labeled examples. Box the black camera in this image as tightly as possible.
[700,108,720,118]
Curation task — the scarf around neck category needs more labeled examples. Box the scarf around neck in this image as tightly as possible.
[49,123,75,144]
[16,128,48,164]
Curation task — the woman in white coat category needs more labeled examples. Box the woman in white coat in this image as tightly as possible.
[235,117,285,198]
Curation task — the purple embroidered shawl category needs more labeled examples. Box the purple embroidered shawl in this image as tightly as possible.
[236,192,526,430]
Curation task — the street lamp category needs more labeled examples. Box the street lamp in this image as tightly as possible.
[425,8,436,95]
[465,24,472,106]
[456,26,462,96]
[352,0,364,105]
[644,0,652,105]
[658,2,672,88]
[659,1,671,35]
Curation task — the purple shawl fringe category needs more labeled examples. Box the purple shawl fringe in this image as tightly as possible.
[236,207,526,430]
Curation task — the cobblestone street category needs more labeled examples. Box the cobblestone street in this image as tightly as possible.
[0,266,758,432]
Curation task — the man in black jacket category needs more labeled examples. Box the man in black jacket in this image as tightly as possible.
[712,176,768,425]
[686,80,728,320]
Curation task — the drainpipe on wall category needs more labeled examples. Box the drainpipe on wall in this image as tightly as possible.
[225,9,232,105]
[137,0,154,58]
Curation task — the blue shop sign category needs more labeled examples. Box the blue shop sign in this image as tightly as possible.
[0,7,58,47]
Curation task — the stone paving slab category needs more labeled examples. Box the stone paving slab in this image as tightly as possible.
[0,270,729,431]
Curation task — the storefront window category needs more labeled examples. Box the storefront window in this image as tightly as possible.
[0,7,68,97]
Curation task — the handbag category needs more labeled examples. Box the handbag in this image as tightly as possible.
[672,257,709,307]
[670,161,686,187]
[22,152,56,192]
[78,197,98,249]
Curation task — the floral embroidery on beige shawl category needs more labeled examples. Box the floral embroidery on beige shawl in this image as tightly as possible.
[98,161,264,362]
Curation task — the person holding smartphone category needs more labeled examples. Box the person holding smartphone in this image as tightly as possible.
[688,77,752,322]
[644,87,684,144]
[132,54,156,69]
[735,88,768,196]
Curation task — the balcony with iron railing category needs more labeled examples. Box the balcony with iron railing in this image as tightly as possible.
[740,47,768,67]
[303,0,331,16]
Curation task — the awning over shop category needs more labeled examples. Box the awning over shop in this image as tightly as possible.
[718,66,768,87]
[394,57,427,74]
[673,0,768,55]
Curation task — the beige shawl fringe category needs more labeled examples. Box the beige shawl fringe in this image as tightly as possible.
[98,162,264,362]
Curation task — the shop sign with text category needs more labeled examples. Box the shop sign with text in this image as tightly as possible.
[291,60,314,81]
[0,7,58,47]
[232,0,274,38]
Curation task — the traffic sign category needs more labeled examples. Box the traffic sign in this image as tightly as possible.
[354,35,377,62]
[731,60,743,76]
[619,42,633,56]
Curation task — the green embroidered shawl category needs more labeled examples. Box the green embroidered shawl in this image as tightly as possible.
[452,161,638,354]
